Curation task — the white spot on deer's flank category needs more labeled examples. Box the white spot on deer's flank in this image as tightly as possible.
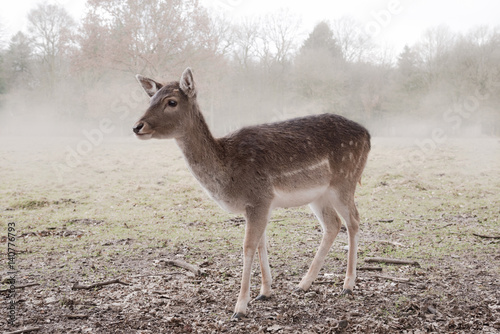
[349,141,353,146]
[279,159,330,178]
[341,143,345,148]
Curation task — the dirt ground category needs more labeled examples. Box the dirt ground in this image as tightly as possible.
[1,137,499,333]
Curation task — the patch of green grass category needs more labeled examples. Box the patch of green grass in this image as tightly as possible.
[10,199,51,210]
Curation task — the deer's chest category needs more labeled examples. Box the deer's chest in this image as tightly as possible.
[189,166,246,214]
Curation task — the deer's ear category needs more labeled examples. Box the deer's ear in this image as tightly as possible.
[136,75,163,97]
[179,67,196,98]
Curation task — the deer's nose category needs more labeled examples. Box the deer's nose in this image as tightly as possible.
[133,122,144,134]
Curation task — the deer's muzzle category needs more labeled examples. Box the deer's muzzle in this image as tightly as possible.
[133,121,154,139]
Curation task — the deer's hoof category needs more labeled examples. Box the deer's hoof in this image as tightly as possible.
[231,312,246,320]
[255,294,271,301]
[340,288,353,296]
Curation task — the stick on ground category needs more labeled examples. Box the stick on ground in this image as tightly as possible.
[72,279,130,290]
[473,233,500,239]
[0,283,40,293]
[160,259,201,276]
[67,313,88,319]
[130,272,185,279]
[4,327,41,334]
[358,266,383,271]
[365,257,420,267]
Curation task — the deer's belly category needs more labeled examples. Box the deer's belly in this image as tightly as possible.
[271,186,328,209]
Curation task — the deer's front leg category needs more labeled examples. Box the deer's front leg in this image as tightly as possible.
[232,205,269,319]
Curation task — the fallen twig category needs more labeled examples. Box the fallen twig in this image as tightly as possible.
[473,233,500,239]
[130,272,185,279]
[72,279,130,290]
[4,327,41,334]
[67,313,88,319]
[159,259,201,276]
[377,219,394,223]
[358,266,383,271]
[374,274,410,283]
[0,283,40,293]
[365,257,420,267]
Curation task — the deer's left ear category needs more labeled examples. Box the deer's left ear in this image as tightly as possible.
[136,75,163,97]
[179,67,196,98]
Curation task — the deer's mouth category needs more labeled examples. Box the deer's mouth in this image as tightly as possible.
[135,131,154,140]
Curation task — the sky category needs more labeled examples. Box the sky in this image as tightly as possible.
[0,0,499,54]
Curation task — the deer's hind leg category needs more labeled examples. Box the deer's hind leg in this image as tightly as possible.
[331,191,360,295]
[297,192,343,291]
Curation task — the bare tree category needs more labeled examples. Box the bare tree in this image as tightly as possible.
[415,25,455,84]
[231,17,261,68]
[257,9,302,67]
[330,16,374,63]
[202,14,234,58]
[27,2,75,87]
[80,0,214,76]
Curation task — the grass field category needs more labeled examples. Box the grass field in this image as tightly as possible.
[1,135,499,333]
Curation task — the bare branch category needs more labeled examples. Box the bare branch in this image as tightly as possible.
[373,275,411,283]
[473,233,500,239]
[4,327,41,334]
[365,257,420,267]
[158,259,202,276]
[72,279,131,290]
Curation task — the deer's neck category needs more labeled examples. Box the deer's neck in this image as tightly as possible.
[175,104,225,187]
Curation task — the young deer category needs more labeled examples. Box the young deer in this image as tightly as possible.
[133,68,370,319]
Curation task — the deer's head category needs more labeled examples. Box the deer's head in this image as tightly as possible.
[133,68,197,139]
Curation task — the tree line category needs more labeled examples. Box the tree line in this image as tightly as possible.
[0,0,499,136]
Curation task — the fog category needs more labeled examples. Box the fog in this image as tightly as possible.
[0,1,499,154]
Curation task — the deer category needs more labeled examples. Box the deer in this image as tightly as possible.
[133,68,371,319]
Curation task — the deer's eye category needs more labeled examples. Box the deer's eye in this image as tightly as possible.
[167,100,177,107]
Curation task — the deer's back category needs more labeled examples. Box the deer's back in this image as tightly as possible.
[220,113,370,175]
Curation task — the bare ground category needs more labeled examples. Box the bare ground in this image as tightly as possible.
[3,216,499,334]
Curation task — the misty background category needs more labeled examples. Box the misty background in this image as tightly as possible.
[0,0,499,138]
